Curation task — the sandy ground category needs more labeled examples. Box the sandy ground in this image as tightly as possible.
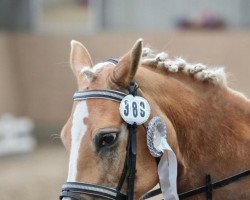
[0,145,68,200]
[0,145,160,200]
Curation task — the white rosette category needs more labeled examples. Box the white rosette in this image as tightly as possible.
[147,116,166,157]
[147,116,179,200]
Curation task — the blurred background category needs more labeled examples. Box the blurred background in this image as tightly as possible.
[0,0,249,199]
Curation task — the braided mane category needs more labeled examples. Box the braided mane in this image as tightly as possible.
[141,48,227,86]
[81,47,227,86]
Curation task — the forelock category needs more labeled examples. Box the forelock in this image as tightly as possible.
[80,62,114,82]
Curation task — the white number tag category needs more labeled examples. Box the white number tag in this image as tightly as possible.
[119,95,150,125]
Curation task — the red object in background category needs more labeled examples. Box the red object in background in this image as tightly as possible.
[177,11,226,30]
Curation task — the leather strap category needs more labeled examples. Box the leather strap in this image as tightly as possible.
[73,90,127,102]
[142,169,250,199]
[127,81,138,200]
[107,58,119,65]
[60,182,127,200]
[206,175,212,200]
[60,190,86,200]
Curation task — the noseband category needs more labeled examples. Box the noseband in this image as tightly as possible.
[60,81,140,200]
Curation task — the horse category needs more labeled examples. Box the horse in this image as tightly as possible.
[60,39,250,200]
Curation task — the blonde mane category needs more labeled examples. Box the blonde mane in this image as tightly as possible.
[141,47,227,86]
[81,47,227,86]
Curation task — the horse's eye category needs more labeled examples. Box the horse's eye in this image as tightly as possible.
[97,132,118,148]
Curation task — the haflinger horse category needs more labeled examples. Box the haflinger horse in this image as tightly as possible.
[60,39,250,200]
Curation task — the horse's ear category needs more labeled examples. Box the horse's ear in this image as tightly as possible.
[70,40,93,76]
[111,39,143,88]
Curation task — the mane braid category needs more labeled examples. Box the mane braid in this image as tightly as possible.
[141,48,227,86]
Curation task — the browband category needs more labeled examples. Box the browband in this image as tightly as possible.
[73,90,127,102]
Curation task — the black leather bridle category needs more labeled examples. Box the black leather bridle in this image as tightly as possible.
[60,82,250,200]
[60,81,141,200]
[60,59,250,200]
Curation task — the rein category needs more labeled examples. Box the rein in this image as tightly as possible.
[142,170,250,200]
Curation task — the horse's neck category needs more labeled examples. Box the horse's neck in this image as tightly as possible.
[137,66,250,184]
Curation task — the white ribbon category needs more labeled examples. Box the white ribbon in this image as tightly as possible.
[146,116,179,200]
[158,140,179,200]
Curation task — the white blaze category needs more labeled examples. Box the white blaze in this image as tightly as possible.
[67,101,89,181]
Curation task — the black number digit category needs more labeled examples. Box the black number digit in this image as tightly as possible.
[124,100,129,116]
[132,102,138,117]
[140,101,145,117]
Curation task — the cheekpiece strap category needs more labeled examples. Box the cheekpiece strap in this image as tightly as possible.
[126,80,138,200]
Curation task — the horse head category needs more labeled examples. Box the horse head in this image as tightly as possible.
[60,39,166,199]
[60,39,250,200]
